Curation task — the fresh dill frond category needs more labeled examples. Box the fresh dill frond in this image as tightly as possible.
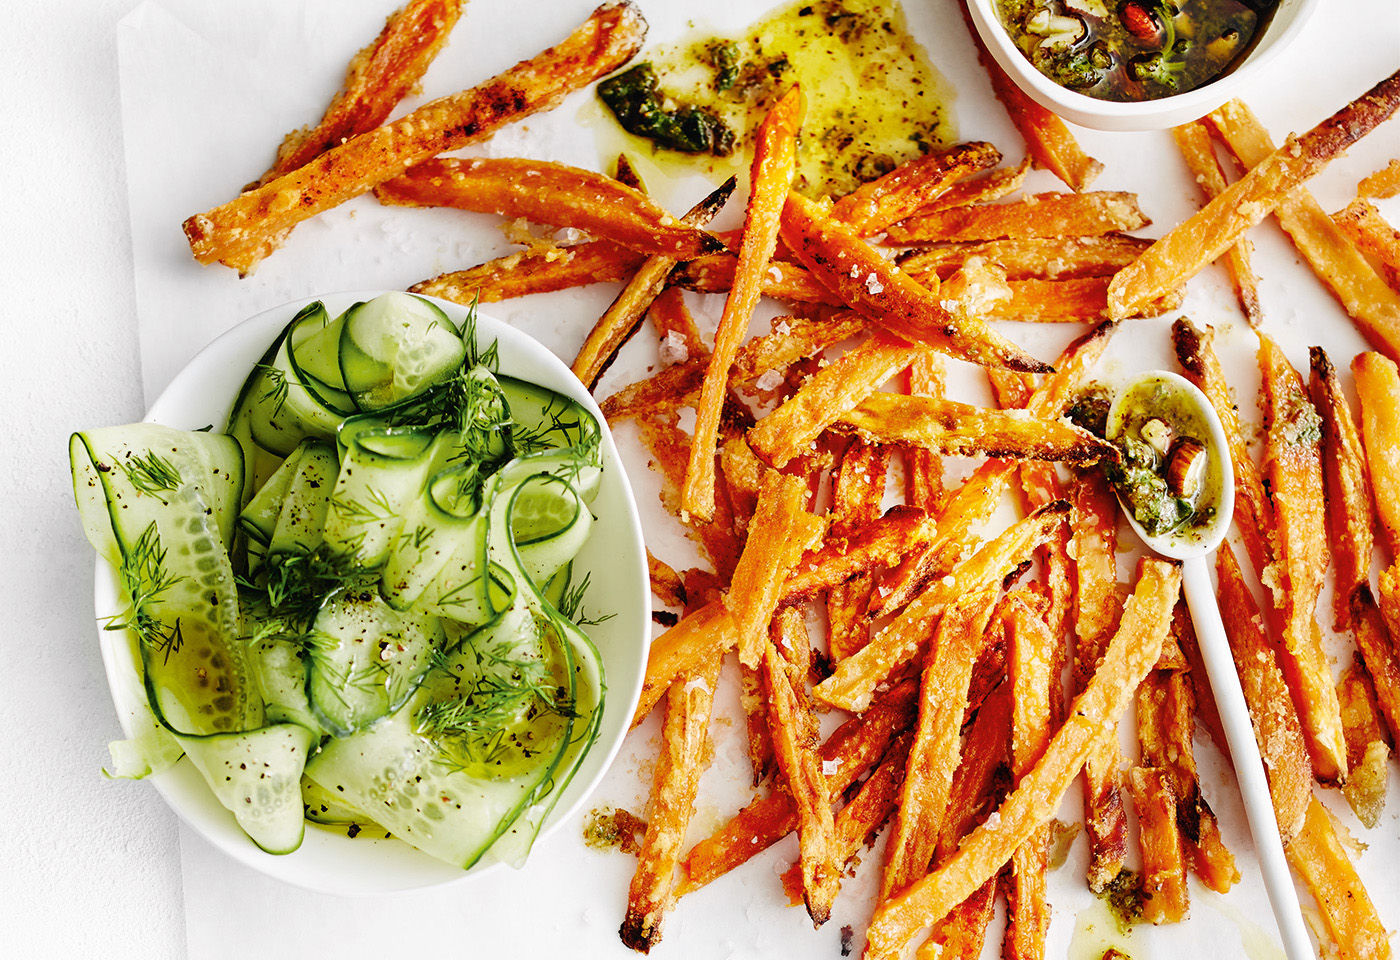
[118,451,183,503]
[329,486,397,525]
[556,571,615,627]
[257,364,291,416]
[107,522,187,663]
[240,547,377,650]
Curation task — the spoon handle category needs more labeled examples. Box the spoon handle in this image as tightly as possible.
[1181,556,1314,960]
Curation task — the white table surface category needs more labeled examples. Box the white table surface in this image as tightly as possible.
[2,1,1397,958]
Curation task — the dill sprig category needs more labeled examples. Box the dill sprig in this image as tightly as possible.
[240,547,377,649]
[106,522,186,663]
[118,451,183,503]
[556,571,615,628]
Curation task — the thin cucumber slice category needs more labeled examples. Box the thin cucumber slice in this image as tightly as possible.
[239,442,307,547]
[247,636,320,734]
[339,293,465,412]
[300,774,382,828]
[179,723,316,855]
[322,425,440,567]
[267,441,338,557]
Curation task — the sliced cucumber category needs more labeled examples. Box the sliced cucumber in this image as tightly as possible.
[267,441,338,557]
[321,424,440,567]
[339,293,465,411]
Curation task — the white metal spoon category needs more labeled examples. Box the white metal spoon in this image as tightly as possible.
[1106,370,1314,960]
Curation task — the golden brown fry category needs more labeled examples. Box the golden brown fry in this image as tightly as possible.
[898,234,1151,282]
[903,352,947,513]
[572,178,735,389]
[1173,317,1275,579]
[620,653,721,952]
[1310,346,1378,632]
[835,392,1113,463]
[1109,74,1400,324]
[1171,119,1264,326]
[987,276,1183,321]
[829,141,1001,236]
[646,548,686,610]
[918,878,998,960]
[1257,333,1346,783]
[1284,798,1392,959]
[917,157,1032,213]
[1336,664,1390,829]
[881,590,998,901]
[886,191,1149,244]
[184,1,648,274]
[1129,767,1190,924]
[817,500,1070,712]
[747,332,915,468]
[1216,544,1311,841]
[1358,157,1400,199]
[864,559,1182,960]
[376,157,723,259]
[959,0,1102,192]
[779,191,1052,373]
[1351,584,1400,748]
[637,416,744,581]
[683,86,803,522]
[726,469,825,669]
[827,438,890,662]
[1356,350,1400,560]
[411,238,643,304]
[669,254,843,304]
[250,0,465,188]
[1334,198,1400,293]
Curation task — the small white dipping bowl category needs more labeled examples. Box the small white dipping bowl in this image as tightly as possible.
[94,292,650,894]
[966,0,1319,131]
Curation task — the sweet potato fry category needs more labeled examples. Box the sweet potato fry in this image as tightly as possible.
[248,0,465,189]
[863,559,1182,960]
[817,500,1070,713]
[829,141,1001,236]
[572,178,735,389]
[1108,72,1400,323]
[620,652,722,952]
[1310,346,1378,631]
[376,157,723,260]
[1283,798,1392,960]
[1355,350,1400,558]
[183,0,648,274]
[1171,119,1263,326]
[1333,198,1400,293]
[827,438,890,662]
[1215,544,1311,842]
[411,238,643,304]
[917,157,1032,213]
[1358,157,1400,199]
[898,234,1151,282]
[636,416,744,581]
[886,192,1149,245]
[647,548,686,610]
[1206,97,1400,361]
[669,254,843,304]
[726,469,825,668]
[881,590,998,901]
[1350,584,1400,748]
[986,276,1183,321]
[1257,333,1346,783]
[1129,766,1189,924]
[835,392,1113,463]
[779,191,1052,373]
[1172,317,1274,579]
[903,352,947,513]
[958,0,1101,192]
[683,86,803,522]
[1336,664,1390,829]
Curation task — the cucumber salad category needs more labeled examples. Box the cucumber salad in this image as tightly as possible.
[71,292,608,869]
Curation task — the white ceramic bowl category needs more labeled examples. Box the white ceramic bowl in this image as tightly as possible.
[966,0,1319,131]
[94,292,650,894]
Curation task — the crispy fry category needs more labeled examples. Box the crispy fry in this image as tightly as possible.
[683,86,803,522]
[620,653,722,952]
[1358,157,1400,199]
[779,191,1052,373]
[898,234,1152,282]
[817,500,1070,713]
[748,332,916,468]
[572,178,735,389]
[1207,98,1400,360]
[1257,333,1346,783]
[376,157,723,260]
[411,238,643,304]
[827,438,890,662]
[1108,73,1400,323]
[183,1,648,274]
[637,416,744,581]
[1129,766,1190,924]
[1336,664,1390,829]
[726,469,825,668]
[886,191,1149,244]
[917,157,1032,213]
[829,141,1001,236]
[1355,350,1400,558]
[835,392,1113,463]
[1333,198,1400,293]
[1171,120,1263,326]
[1173,317,1275,579]
[988,276,1183,321]
[1350,584,1400,748]
[903,352,947,513]
[1173,607,1231,764]
[647,548,686,610]
[863,559,1181,960]
[881,590,998,900]
[1215,544,1311,842]
[249,0,465,189]
[959,0,1101,192]
[1284,798,1392,960]
[1310,347,1377,632]
[669,254,844,304]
